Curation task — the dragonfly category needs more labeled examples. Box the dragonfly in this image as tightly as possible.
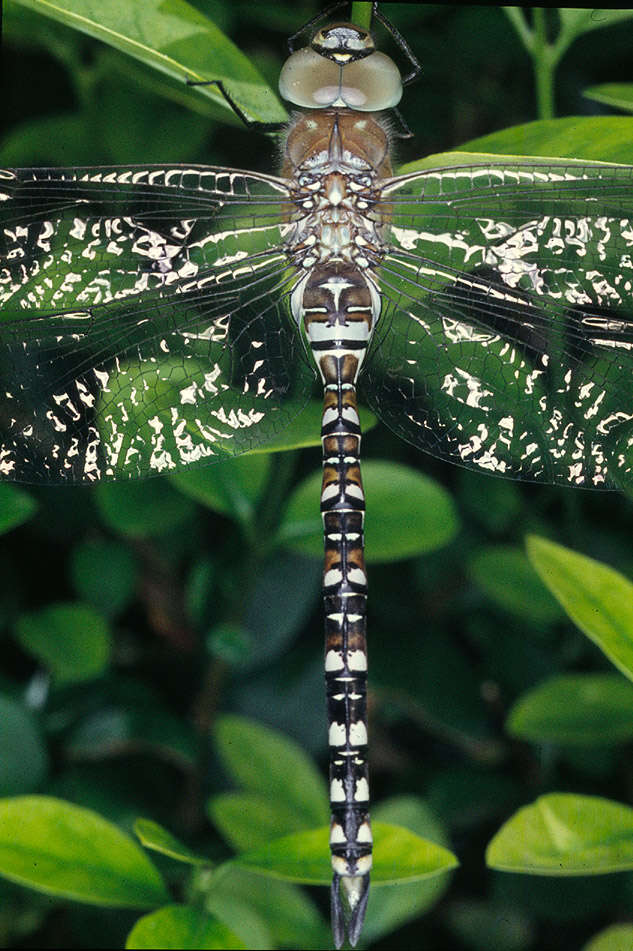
[3,3,633,947]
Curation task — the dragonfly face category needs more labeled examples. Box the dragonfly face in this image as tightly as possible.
[3,7,633,950]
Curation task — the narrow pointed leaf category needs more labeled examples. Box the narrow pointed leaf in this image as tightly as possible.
[362,798,453,942]
[584,83,633,113]
[14,0,285,124]
[234,822,458,885]
[526,535,633,683]
[0,796,168,905]
[487,793,633,875]
[134,818,209,866]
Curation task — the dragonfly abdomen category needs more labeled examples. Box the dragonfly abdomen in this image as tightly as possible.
[292,260,379,946]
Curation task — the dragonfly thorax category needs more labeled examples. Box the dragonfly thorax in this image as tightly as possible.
[283,111,391,271]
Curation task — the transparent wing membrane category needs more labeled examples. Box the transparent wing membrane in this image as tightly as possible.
[4,160,633,488]
[364,162,633,489]
[0,166,314,483]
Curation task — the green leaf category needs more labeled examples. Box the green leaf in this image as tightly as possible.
[584,83,633,114]
[208,792,313,852]
[583,924,633,951]
[487,793,633,875]
[507,673,633,746]
[15,0,285,124]
[126,904,246,949]
[558,8,633,39]
[203,865,328,949]
[95,480,196,536]
[363,797,452,943]
[170,455,271,522]
[279,461,459,561]
[399,118,633,174]
[0,796,168,905]
[13,603,112,684]
[134,819,209,866]
[214,716,328,828]
[460,117,633,164]
[468,546,563,623]
[234,822,458,885]
[70,539,137,616]
[0,484,37,534]
[526,535,633,683]
[0,695,48,795]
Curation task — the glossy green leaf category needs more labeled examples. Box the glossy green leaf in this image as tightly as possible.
[0,796,168,905]
[14,603,111,684]
[468,546,562,623]
[584,83,633,114]
[70,539,137,616]
[203,866,328,949]
[214,716,327,828]
[0,695,48,795]
[280,461,459,561]
[95,479,196,536]
[399,118,633,175]
[487,793,633,875]
[0,484,37,534]
[583,924,633,951]
[126,904,246,949]
[363,797,453,943]
[459,117,633,163]
[234,822,458,885]
[134,818,209,866]
[508,673,633,746]
[558,9,633,39]
[15,0,286,124]
[170,455,271,522]
[526,535,633,683]
[208,792,313,852]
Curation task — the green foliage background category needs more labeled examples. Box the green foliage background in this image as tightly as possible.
[4,2,633,949]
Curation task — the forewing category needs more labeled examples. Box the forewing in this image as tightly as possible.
[0,166,313,483]
[363,161,633,489]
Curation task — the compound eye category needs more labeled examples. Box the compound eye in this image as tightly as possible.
[278,47,343,108]
[279,48,402,111]
[341,52,402,111]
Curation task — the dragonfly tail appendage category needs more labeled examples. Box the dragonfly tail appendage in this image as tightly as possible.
[331,872,371,948]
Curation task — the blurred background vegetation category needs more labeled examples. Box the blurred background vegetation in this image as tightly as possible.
[4,2,633,949]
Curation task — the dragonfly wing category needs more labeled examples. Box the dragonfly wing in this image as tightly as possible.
[362,161,633,489]
[0,166,314,483]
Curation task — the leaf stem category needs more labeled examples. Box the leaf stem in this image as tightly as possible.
[350,2,373,30]
[532,8,555,120]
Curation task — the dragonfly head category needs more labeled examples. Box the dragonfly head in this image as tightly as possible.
[278,21,402,113]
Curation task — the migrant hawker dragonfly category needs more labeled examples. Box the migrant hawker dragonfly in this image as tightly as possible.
[3,5,633,948]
